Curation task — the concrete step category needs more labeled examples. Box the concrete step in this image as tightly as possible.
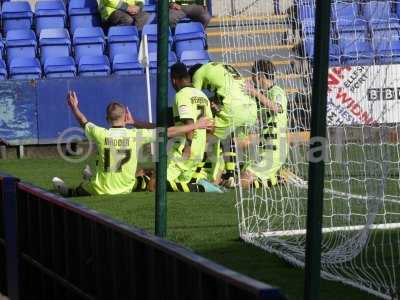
[207,44,294,54]
[209,14,289,26]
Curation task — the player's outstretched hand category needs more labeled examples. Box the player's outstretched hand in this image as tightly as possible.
[67,91,79,109]
[195,117,214,130]
[125,107,135,125]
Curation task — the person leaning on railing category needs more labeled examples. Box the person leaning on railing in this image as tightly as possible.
[169,0,211,28]
[99,0,150,31]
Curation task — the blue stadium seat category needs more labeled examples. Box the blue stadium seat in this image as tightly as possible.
[0,60,7,79]
[9,57,41,79]
[148,51,177,73]
[180,50,210,66]
[44,56,76,78]
[6,29,37,64]
[143,0,156,13]
[372,27,400,48]
[304,39,341,65]
[35,0,66,35]
[68,0,101,34]
[174,22,206,58]
[341,41,374,65]
[332,2,362,27]
[304,38,314,58]
[78,55,110,77]
[336,21,367,34]
[39,28,71,63]
[112,54,143,75]
[108,26,139,61]
[375,41,400,64]
[2,1,33,33]
[362,1,396,24]
[338,30,369,50]
[301,18,315,36]
[73,27,105,62]
[142,24,172,53]
[297,4,314,20]
[0,34,4,57]
[329,44,341,66]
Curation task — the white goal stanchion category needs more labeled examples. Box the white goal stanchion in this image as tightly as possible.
[218,0,400,298]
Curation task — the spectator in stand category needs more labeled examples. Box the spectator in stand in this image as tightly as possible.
[169,0,211,28]
[99,0,149,31]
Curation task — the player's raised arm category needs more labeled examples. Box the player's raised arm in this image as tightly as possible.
[244,80,282,114]
[167,117,214,138]
[67,91,88,127]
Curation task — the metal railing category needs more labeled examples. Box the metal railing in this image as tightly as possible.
[0,175,286,300]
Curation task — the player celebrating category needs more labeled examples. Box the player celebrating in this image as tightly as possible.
[166,63,220,192]
[240,59,288,189]
[52,91,215,196]
[188,62,258,186]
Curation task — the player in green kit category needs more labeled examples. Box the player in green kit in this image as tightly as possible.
[165,63,224,193]
[240,59,288,189]
[188,62,258,186]
[52,91,215,196]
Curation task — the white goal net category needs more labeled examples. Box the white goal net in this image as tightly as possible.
[217,0,400,298]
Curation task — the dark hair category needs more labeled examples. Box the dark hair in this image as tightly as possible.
[252,59,275,81]
[170,62,190,80]
[188,63,203,78]
[106,101,125,122]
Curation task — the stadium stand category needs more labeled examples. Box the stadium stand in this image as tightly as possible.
[298,0,400,65]
[77,54,110,76]
[112,53,143,74]
[180,49,210,66]
[6,29,37,65]
[2,1,33,33]
[143,0,156,13]
[108,26,139,61]
[73,27,105,62]
[39,28,71,63]
[34,0,66,35]
[0,0,211,79]
[148,51,177,73]
[9,57,41,79]
[43,56,77,78]
[0,60,7,79]
[142,23,173,53]
[68,0,101,34]
[174,21,206,58]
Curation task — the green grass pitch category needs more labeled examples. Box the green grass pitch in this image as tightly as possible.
[0,157,380,299]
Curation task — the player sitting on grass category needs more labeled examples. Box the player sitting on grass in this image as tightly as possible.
[164,63,223,192]
[188,62,258,187]
[240,59,288,189]
[53,91,216,197]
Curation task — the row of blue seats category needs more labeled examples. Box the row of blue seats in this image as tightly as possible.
[298,0,400,22]
[0,23,207,64]
[1,0,102,34]
[0,48,210,79]
[304,38,400,66]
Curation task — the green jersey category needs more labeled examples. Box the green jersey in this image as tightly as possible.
[192,62,245,100]
[84,122,155,195]
[261,85,288,148]
[247,85,288,185]
[192,62,257,138]
[168,87,212,182]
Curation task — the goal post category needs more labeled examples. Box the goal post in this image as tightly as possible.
[218,0,400,298]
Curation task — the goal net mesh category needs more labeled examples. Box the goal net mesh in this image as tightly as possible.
[217,0,400,298]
